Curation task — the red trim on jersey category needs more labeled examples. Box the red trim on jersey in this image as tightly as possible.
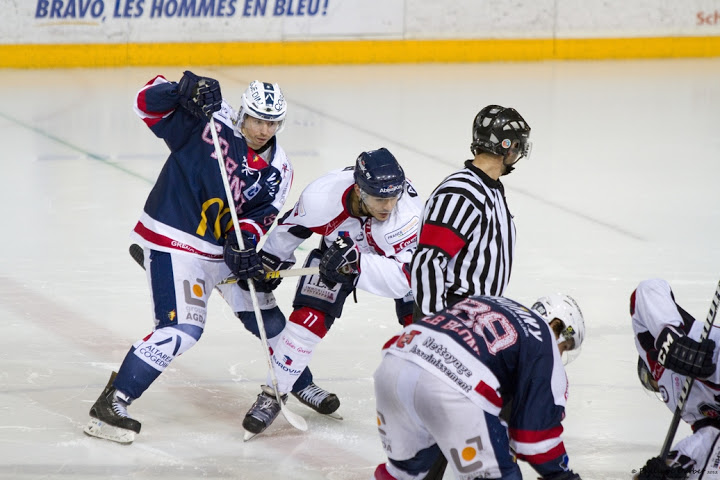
[418,223,466,257]
[289,307,329,338]
[133,221,221,259]
[630,289,637,315]
[364,219,386,255]
[246,146,269,170]
[373,464,398,480]
[382,335,401,350]
[474,381,503,408]
[509,424,564,443]
[308,187,353,236]
[514,441,567,465]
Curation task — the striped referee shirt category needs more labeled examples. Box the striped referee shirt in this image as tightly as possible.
[410,160,515,316]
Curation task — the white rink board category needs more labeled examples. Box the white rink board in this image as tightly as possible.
[4,0,720,44]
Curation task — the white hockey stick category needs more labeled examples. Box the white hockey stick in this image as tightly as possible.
[659,278,720,457]
[209,116,307,432]
[128,244,317,283]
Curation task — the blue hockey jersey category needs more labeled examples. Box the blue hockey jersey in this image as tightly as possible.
[383,295,571,477]
[130,75,293,258]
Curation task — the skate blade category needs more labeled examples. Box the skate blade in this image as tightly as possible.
[325,411,343,420]
[243,429,259,442]
[83,418,136,444]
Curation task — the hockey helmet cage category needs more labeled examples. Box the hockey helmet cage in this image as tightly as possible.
[238,80,287,133]
[531,293,585,351]
[471,105,532,160]
[637,356,659,392]
[354,148,406,198]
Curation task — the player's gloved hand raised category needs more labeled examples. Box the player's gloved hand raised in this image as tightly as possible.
[177,70,222,119]
[319,236,360,289]
[656,326,716,378]
[223,230,263,281]
[636,452,693,480]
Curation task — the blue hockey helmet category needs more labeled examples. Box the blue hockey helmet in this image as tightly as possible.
[353,148,405,198]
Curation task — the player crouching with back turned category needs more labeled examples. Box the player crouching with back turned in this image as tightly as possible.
[373,294,586,480]
[240,148,423,437]
[631,279,719,480]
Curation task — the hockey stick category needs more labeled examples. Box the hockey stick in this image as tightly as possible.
[208,116,307,432]
[659,278,720,457]
[128,244,317,283]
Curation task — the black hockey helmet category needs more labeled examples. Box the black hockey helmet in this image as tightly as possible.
[471,105,532,160]
[354,148,405,198]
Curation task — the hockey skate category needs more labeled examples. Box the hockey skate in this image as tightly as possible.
[292,382,342,420]
[83,371,141,444]
[243,385,287,441]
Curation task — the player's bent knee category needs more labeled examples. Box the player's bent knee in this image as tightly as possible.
[289,307,331,338]
[237,307,286,339]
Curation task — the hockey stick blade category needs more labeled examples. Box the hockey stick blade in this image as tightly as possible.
[659,278,720,457]
[129,244,318,282]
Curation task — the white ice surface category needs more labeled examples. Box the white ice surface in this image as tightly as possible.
[1,59,719,479]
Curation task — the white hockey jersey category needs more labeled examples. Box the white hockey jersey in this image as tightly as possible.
[262,167,423,299]
[632,278,720,477]
[632,278,720,426]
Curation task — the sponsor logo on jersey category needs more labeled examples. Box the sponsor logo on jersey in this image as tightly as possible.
[385,216,419,244]
[449,436,485,476]
[392,234,417,253]
[283,355,293,366]
[137,343,173,370]
[272,355,302,375]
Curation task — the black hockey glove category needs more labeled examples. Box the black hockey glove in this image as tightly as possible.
[238,250,294,293]
[656,326,716,378]
[319,236,360,289]
[636,452,693,480]
[177,70,222,119]
[542,471,582,480]
[223,230,263,281]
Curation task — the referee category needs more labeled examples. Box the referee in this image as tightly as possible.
[411,104,532,320]
[408,104,532,479]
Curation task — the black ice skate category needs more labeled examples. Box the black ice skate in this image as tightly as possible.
[242,385,286,440]
[292,382,342,419]
[83,371,141,444]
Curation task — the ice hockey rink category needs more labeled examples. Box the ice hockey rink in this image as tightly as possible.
[1,58,719,479]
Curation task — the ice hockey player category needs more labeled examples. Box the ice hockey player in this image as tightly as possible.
[372,293,586,480]
[240,147,424,436]
[631,278,719,480]
[83,72,293,444]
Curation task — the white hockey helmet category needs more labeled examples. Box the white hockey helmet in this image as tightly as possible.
[237,80,287,134]
[531,293,585,353]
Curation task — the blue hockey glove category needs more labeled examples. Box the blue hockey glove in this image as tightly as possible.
[223,230,263,281]
[177,70,222,119]
[656,327,716,378]
[319,236,360,289]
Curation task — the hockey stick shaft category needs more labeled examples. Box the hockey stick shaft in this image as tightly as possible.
[208,117,307,432]
[659,278,720,457]
[128,244,317,282]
